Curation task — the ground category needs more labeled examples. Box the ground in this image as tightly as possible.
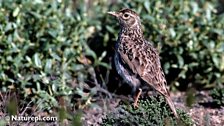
[83,91,224,126]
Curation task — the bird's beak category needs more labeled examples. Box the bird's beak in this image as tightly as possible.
[107,11,118,17]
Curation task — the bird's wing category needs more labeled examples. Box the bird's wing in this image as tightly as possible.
[118,38,169,96]
[118,38,179,117]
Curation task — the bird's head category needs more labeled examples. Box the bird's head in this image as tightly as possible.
[108,8,141,29]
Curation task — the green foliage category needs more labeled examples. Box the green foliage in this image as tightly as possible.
[210,87,224,106]
[106,0,224,90]
[0,0,109,111]
[101,96,193,126]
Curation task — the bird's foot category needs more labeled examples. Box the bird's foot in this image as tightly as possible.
[133,102,139,108]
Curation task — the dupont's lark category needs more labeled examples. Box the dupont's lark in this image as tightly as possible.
[108,8,178,118]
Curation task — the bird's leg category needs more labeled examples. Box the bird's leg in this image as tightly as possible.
[134,88,142,108]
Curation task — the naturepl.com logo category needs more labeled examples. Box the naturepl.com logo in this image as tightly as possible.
[0,115,57,122]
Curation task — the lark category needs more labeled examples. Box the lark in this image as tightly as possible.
[108,8,178,118]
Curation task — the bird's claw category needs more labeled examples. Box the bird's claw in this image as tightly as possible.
[133,102,139,109]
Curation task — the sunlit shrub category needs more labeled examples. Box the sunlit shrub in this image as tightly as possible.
[102,96,193,126]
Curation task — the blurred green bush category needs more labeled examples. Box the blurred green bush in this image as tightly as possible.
[0,0,224,114]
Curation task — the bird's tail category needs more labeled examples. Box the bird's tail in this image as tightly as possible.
[165,96,179,118]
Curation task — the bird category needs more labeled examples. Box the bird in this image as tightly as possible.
[108,8,179,118]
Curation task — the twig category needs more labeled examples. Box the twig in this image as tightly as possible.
[20,100,33,116]
[88,67,112,98]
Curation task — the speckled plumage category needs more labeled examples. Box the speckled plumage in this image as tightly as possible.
[108,8,178,118]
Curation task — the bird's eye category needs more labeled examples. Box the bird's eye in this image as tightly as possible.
[123,13,129,19]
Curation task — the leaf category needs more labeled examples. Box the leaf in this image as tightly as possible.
[25,56,32,64]
[45,59,52,72]
[177,55,184,68]
[85,47,97,60]
[98,51,107,62]
[190,2,199,14]
[144,1,150,13]
[106,26,115,33]
[13,7,20,17]
[72,64,84,71]
[51,53,61,61]
[98,62,111,69]
[169,28,176,38]
[34,53,42,68]
[212,54,219,68]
